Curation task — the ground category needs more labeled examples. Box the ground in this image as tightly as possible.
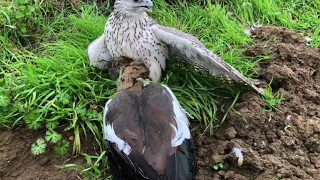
[0,26,319,179]
[0,128,99,180]
[195,26,320,180]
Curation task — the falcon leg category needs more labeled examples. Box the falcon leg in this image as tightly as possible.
[148,62,162,83]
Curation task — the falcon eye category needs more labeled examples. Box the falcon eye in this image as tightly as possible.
[134,0,139,2]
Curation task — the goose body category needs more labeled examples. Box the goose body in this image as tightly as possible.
[103,59,196,180]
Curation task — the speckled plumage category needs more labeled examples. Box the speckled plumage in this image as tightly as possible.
[104,11,168,82]
[88,0,265,95]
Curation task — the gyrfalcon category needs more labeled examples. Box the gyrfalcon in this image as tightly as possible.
[88,0,264,95]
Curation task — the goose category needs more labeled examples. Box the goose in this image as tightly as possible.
[103,57,196,180]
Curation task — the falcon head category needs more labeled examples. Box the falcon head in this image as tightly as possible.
[114,0,154,15]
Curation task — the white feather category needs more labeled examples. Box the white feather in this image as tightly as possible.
[88,34,112,70]
[304,36,313,43]
[232,147,244,166]
[103,99,132,155]
[152,24,265,96]
[162,85,191,147]
[104,15,168,83]
[153,26,197,60]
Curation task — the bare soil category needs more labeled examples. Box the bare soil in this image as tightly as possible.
[0,128,98,180]
[195,26,320,180]
[0,26,319,180]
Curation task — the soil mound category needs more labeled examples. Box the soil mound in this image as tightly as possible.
[195,26,320,180]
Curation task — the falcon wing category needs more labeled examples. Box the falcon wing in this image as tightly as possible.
[149,20,264,96]
[87,34,112,70]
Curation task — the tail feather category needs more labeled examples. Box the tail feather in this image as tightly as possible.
[129,151,161,180]
[106,141,161,180]
[106,141,139,180]
[163,138,196,180]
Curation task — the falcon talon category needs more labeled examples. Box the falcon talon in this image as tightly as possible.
[136,78,151,87]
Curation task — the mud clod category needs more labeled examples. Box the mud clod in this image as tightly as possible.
[225,127,237,139]
[306,134,320,153]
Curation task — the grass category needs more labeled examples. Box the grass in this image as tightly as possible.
[0,0,319,178]
[263,78,284,112]
[57,151,110,180]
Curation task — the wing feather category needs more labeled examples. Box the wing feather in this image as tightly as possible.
[150,21,264,96]
[87,34,112,70]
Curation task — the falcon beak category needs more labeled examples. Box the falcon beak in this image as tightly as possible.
[138,0,154,12]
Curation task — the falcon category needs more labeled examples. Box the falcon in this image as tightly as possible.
[104,58,196,180]
[88,0,264,95]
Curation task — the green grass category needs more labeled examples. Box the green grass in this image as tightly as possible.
[263,78,284,112]
[1,0,319,178]
[57,151,110,180]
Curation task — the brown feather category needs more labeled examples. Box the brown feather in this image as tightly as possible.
[107,58,179,175]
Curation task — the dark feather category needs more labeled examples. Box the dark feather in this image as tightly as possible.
[129,150,161,180]
[106,141,137,180]
[104,82,196,180]
[163,138,196,180]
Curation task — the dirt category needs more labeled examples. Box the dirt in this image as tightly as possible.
[0,128,98,180]
[1,26,319,180]
[195,26,320,180]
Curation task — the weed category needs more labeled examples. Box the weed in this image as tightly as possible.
[1,0,42,39]
[284,124,292,131]
[54,140,69,156]
[0,95,10,107]
[57,151,110,179]
[263,79,284,112]
[213,162,224,170]
[31,138,46,155]
[31,130,69,156]
[45,129,62,143]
